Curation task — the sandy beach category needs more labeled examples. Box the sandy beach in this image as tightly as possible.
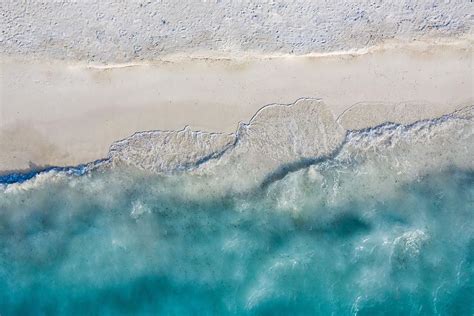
[1,0,473,174]
[1,37,472,172]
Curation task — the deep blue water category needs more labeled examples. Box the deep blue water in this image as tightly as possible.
[0,167,473,315]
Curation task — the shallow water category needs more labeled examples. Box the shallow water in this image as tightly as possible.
[0,163,473,315]
[0,103,473,315]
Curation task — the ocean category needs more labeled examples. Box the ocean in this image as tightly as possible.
[0,102,472,315]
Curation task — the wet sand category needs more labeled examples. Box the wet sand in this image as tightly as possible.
[0,38,472,172]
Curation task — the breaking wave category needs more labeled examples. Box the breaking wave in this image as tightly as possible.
[0,99,473,314]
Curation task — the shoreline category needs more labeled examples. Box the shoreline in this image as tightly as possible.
[1,38,473,172]
[1,101,472,183]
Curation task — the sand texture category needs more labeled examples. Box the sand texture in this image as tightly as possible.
[1,0,473,173]
[1,38,472,172]
[1,1,470,62]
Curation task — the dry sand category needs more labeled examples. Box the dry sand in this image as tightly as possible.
[0,38,472,172]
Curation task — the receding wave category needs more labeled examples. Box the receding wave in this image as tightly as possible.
[0,99,473,314]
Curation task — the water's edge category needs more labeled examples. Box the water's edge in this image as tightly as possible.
[0,98,474,187]
[2,99,472,187]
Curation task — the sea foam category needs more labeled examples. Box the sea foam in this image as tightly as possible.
[0,99,472,314]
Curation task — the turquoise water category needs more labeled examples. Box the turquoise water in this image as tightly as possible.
[0,164,472,315]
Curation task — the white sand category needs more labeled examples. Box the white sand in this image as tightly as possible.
[1,1,470,62]
[0,38,472,172]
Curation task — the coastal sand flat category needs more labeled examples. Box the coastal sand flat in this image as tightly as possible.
[0,39,472,172]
